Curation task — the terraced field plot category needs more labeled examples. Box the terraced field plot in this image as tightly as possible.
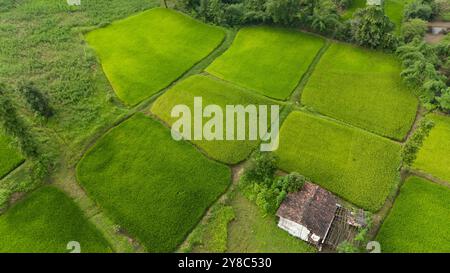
[301,43,418,140]
[86,8,225,105]
[0,186,111,253]
[151,75,279,164]
[413,114,450,182]
[377,176,450,253]
[0,133,24,179]
[77,113,231,252]
[274,111,402,211]
[206,26,324,100]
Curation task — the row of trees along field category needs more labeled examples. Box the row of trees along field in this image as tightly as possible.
[175,0,450,112]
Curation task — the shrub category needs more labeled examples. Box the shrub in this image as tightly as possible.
[401,19,428,43]
[337,240,360,253]
[402,118,435,166]
[404,0,434,21]
[276,172,307,193]
[350,6,397,50]
[244,152,278,183]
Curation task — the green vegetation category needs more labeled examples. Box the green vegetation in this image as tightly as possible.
[151,75,279,164]
[302,42,418,140]
[342,0,366,20]
[191,205,236,253]
[376,176,450,253]
[401,117,435,166]
[413,114,450,181]
[0,186,111,253]
[77,113,231,252]
[206,26,325,100]
[0,133,24,179]
[86,8,225,105]
[385,0,412,30]
[227,193,315,253]
[275,111,402,211]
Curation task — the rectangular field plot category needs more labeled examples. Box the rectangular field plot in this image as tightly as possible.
[0,133,24,179]
[76,113,231,252]
[376,176,450,253]
[301,43,418,140]
[413,114,450,182]
[151,75,279,164]
[206,27,324,100]
[0,187,111,253]
[86,8,225,106]
[274,111,402,211]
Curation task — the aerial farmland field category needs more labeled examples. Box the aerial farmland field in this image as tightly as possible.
[206,26,325,100]
[376,176,450,253]
[275,111,402,211]
[77,113,230,252]
[301,42,418,140]
[1,0,449,258]
[86,8,225,105]
[0,133,24,179]
[413,114,450,181]
[0,186,111,253]
[151,74,280,164]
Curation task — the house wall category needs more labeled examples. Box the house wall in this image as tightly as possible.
[278,217,311,241]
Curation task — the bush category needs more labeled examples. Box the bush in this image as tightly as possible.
[404,0,434,21]
[244,152,278,183]
[337,240,360,253]
[402,118,435,166]
[350,6,397,50]
[401,19,428,43]
[276,172,307,193]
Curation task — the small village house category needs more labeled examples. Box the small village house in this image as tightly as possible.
[276,182,366,251]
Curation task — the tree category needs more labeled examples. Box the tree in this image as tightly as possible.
[311,8,340,33]
[401,18,428,43]
[266,0,303,25]
[404,0,434,21]
[350,6,397,49]
[438,88,450,112]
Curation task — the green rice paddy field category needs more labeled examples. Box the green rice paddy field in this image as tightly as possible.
[86,8,225,105]
[413,114,450,182]
[301,43,418,140]
[151,74,279,164]
[206,26,325,100]
[0,186,111,253]
[76,113,231,252]
[275,111,402,211]
[377,176,450,253]
[0,133,24,179]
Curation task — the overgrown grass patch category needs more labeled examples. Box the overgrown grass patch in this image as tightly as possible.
[0,186,111,253]
[0,133,24,179]
[77,113,231,252]
[227,193,315,253]
[301,43,418,140]
[206,26,324,100]
[413,114,450,182]
[274,111,402,211]
[376,176,450,253]
[86,8,225,105]
[151,75,279,164]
